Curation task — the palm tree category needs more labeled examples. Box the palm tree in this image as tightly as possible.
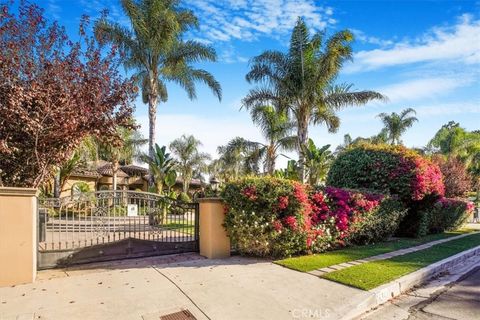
[303,139,334,186]
[169,135,210,193]
[243,17,385,182]
[377,108,418,145]
[98,126,147,190]
[94,0,222,158]
[141,144,176,194]
[248,105,296,174]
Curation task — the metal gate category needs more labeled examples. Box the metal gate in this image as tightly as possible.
[37,191,199,269]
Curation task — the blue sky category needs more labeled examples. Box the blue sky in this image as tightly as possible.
[43,0,480,167]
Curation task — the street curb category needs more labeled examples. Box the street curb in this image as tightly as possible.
[341,244,480,320]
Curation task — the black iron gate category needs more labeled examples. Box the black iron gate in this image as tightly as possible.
[37,191,199,269]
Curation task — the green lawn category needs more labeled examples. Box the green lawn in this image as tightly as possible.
[323,232,480,290]
[164,221,195,235]
[275,230,473,272]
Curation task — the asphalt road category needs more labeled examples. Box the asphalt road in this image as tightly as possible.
[414,266,480,320]
[364,265,480,320]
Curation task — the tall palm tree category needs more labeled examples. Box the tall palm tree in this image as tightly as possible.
[140,144,176,194]
[169,135,210,193]
[377,108,418,145]
[94,0,222,158]
[248,105,296,174]
[243,18,385,182]
[98,126,147,190]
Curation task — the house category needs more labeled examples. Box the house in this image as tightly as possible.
[60,161,202,198]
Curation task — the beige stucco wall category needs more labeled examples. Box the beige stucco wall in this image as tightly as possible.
[0,187,37,287]
[198,198,230,259]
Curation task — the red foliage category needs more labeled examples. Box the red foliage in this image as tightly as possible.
[433,156,471,198]
[0,2,136,187]
[242,186,258,201]
[411,157,445,201]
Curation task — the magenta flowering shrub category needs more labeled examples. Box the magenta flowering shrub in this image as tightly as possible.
[428,198,475,233]
[308,187,405,251]
[327,145,446,237]
[222,177,406,257]
[222,176,311,257]
[327,145,444,202]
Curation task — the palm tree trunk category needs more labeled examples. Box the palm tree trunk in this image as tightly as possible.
[148,95,157,158]
[148,92,158,188]
[53,170,60,198]
[183,175,189,194]
[267,145,275,175]
[112,159,119,190]
[297,113,309,183]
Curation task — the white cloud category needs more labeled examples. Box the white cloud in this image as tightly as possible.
[347,14,480,73]
[378,77,473,103]
[351,29,393,47]
[189,0,335,42]
[415,102,480,117]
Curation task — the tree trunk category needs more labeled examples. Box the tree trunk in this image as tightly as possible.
[266,145,275,175]
[148,93,158,188]
[112,159,119,190]
[53,170,61,198]
[148,95,158,158]
[183,175,189,194]
[297,112,309,183]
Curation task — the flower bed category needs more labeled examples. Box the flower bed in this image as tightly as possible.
[222,177,406,258]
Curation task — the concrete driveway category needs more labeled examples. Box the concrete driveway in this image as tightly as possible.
[0,254,371,320]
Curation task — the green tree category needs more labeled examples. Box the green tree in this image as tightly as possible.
[428,122,480,189]
[377,108,418,145]
[169,135,210,193]
[274,160,300,181]
[141,144,176,194]
[243,18,384,182]
[97,126,147,190]
[247,105,296,174]
[303,139,334,186]
[95,0,222,157]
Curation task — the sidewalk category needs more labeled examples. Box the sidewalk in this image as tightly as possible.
[2,225,479,320]
[1,255,371,320]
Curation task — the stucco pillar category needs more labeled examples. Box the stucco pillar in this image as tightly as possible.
[198,198,230,259]
[0,187,38,287]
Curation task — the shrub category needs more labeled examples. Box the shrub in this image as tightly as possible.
[433,156,472,198]
[178,192,191,203]
[222,176,311,257]
[428,198,475,233]
[309,187,406,249]
[222,177,407,258]
[327,145,444,202]
[327,145,445,237]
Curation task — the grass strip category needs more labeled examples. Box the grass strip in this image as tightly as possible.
[275,229,473,272]
[322,232,480,290]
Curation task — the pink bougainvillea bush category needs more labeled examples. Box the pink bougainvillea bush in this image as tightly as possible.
[326,145,445,237]
[327,145,444,202]
[222,176,311,257]
[222,177,406,257]
[308,187,406,252]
